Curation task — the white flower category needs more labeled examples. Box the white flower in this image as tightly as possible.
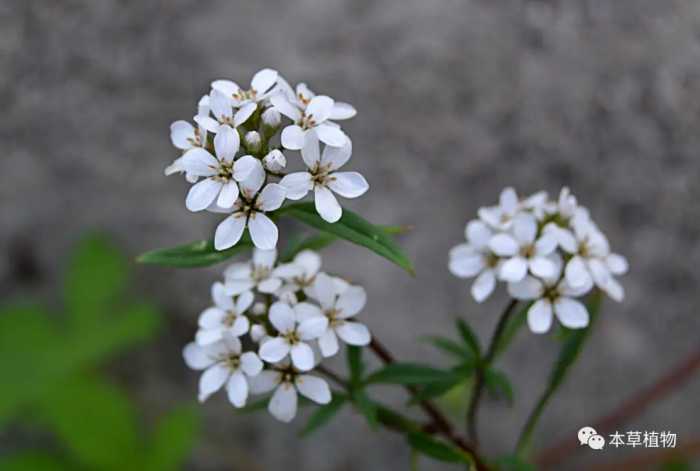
[478,187,521,230]
[280,134,368,222]
[274,249,322,296]
[277,80,357,120]
[224,248,285,295]
[448,220,501,303]
[258,302,328,371]
[508,260,593,334]
[195,283,253,345]
[262,149,286,173]
[176,125,246,211]
[298,273,370,357]
[183,335,263,407]
[271,92,350,150]
[488,213,558,283]
[195,89,257,133]
[214,159,287,250]
[249,363,331,423]
[165,95,211,182]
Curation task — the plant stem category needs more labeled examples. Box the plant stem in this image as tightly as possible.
[368,338,489,470]
[466,299,519,446]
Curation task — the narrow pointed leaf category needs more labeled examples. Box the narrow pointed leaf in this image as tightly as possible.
[421,336,474,360]
[484,368,514,404]
[137,237,252,268]
[456,319,481,358]
[276,203,414,274]
[407,432,474,464]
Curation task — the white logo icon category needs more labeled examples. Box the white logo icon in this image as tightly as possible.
[578,426,605,450]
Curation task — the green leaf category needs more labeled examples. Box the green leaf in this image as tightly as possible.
[492,302,530,361]
[456,319,481,358]
[484,368,514,404]
[493,455,536,471]
[37,376,140,470]
[65,235,128,326]
[407,432,473,464]
[366,363,456,386]
[422,336,474,360]
[0,452,72,471]
[300,394,347,437]
[137,238,252,268]
[515,291,603,457]
[143,405,199,471]
[347,345,364,386]
[277,203,414,274]
[353,389,379,429]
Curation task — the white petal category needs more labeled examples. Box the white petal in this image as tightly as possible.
[499,257,528,282]
[513,213,537,244]
[198,307,226,328]
[269,383,297,423]
[198,364,229,402]
[249,370,279,394]
[229,315,250,337]
[321,139,352,170]
[314,185,342,223]
[279,172,312,200]
[602,276,625,302]
[240,351,263,376]
[226,371,249,407]
[170,121,195,149]
[328,172,368,198]
[606,254,629,275]
[534,233,558,256]
[500,187,518,213]
[312,272,336,310]
[336,321,371,346]
[211,79,240,97]
[466,220,493,249]
[186,179,223,212]
[565,256,592,288]
[214,125,240,161]
[471,270,496,303]
[488,234,520,256]
[259,337,290,363]
[301,132,321,168]
[294,250,321,277]
[270,93,301,121]
[248,212,278,250]
[234,103,257,126]
[528,299,553,334]
[212,281,235,309]
[315,124,348,147]
[258,277,283,293]
[253,247,276,267]
[258,183,286,211]
[554,297,590,329]
[507,276,543,300]
[329,102,356,120]
[180,148,218,176]
[306,95,334,122]
[183,342,213,370]
[318,329,339,357]
[298,317,329,341]
[210,90,233,120]
[233,155,263,183]
[235,290,255,313]
[281,125,306,150]
[295,375,331,404]
[268,302,295,332]
[195,329,223,346]
[290,342,315,371]
[251,68,278,94]
[216,181,239,208]
[294,302,324,322]
[214,213,247,250]
[336,286,366,318]
[194,115,220,134]
[529,256,557,279]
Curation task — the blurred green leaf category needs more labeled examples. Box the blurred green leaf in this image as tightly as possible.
[277,203,415,274]
[422,336,474,361]
[493,455,537,471]
[37,376,140,470]
[492,302,530,361]
[456,319,481,358]
[65,235,127,326]
[137,238,252,268]
[300,394,347,437]
[143,405,200,471]
[407,432,473,464]
[0,452,72,471]
[516,292,603,457]
[353,389,379,429]
[347,345,364,386]
[366,363,456,386]
[484,368,514,405]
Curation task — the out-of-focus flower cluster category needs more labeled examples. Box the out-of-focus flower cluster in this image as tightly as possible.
[165,69,369,251]
[183,248,371,422]
[449,187,628,334]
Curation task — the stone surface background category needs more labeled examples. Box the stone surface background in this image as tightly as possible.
[2,0,700,469]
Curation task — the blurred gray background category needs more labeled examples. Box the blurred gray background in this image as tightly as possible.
[2,0,700,469]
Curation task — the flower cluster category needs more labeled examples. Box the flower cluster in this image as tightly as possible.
[449,187,628,334]
[183,248,371,422]
[165,69,369,251]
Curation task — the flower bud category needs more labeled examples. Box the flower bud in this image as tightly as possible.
[250,324,267,343]
[244,131,262,153]
[252,302,267,316]
[261,107,281,129]
[263,149,286,173]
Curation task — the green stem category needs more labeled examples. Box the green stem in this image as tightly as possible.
[466,299,519,445]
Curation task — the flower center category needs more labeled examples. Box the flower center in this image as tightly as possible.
[520,244,535,259]
[325,308,344,328]
[485,253,499,268]
[578,241,590,257]
[298,112,317,130]
[298,93,311,106]
[251,264,271,282]
[234,88,257,102]
[214,160,234,182]
[223,310,238,327]
[224,355,241,370]
[282,330,301,345]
